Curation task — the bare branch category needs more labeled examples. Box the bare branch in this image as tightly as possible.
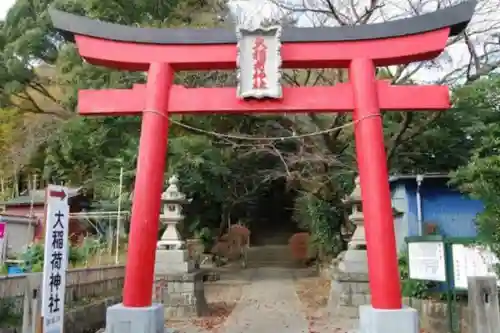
[386,112,413,161]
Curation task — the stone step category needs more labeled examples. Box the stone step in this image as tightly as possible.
[247,245,291,253]
[247,254,294,261]
[248,258,295,264]
[252,232,295,245]
[246,261,299,268]
[245,245,299,268]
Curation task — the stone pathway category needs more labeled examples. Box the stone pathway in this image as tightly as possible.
[220,267,310,333]
[171,266,358,333]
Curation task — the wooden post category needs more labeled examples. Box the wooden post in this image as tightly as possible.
[21,273,43,333]
[467,276,500,333]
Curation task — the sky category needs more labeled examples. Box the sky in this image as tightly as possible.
[0,0,15,20]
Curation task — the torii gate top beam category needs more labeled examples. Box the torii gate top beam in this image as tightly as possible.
[49,1,476,71]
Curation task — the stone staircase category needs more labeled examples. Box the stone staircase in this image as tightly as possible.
[246,244,297,268]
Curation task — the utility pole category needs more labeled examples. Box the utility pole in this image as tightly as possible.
[115,166,124,264]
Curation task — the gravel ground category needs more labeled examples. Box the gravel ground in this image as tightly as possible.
[293,269,358,333]
[166,269,249,333]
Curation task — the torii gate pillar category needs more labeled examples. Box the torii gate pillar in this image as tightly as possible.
[50,2,476,333]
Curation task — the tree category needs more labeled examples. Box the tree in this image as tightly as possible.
[450,74,500,263]
[0,107,22,197]
[251,0,500,178]
[0,0,225,192]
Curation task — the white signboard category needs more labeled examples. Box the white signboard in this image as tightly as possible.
[452,244,499,289]
[236,25,282,99]
[408,241,446,281]
[41,185,70,333]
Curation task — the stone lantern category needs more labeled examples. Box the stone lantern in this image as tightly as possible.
[155,175,194,274]
[330,176,403,312]
[157,175,189,250]
[344,177,366,251]
[153,175,208,319]
[338,176,368,274]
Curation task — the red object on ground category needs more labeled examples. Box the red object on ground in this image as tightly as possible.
[289,233,310,261]
[49,1,475,310]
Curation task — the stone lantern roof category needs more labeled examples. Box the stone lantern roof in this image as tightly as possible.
[161,175,190,204]
[343,176,361,205]
[342,176,405,217]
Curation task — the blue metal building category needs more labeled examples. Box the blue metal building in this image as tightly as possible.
[389,174,483,252]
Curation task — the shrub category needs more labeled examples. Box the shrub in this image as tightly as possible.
[211,224,250,262]
[0,298,21,327]
[293,192,345,258]
[194,227,213,253]
[288,232,310,261]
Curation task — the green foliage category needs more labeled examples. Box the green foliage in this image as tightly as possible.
[398,251,437,299]
[0,0,187,116]
[194,227,213,252]
[0,298,22,327]
[169,135,232,204]
[168,133,276,233]
[293,192,345,257]
[19,242,44,271]
[42,116,140,199]
[18,239,101,271]
[0,0,218,204]
[450,75,500,271]
[75,237,103,260]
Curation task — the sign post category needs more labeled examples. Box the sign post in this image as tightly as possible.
[41,185,69,333]
[407,236,500,333]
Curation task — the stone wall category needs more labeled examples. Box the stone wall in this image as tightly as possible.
[329,270,370,318]
[65,296,122,333]
[0,265,125,297]
[404,298,471,333]
[328,266,471,333]
[330,277,471,333]
[0,265,125,332]
[154,271,208,318]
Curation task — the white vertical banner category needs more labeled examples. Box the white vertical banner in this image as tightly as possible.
[41,185,70,333]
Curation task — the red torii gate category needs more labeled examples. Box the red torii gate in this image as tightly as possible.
[50,2,475,332]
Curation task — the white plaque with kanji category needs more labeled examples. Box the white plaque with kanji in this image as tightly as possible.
[41,185,70,333]
[408,241,446,282]
[236,25,282,99]
[452,244,499,289]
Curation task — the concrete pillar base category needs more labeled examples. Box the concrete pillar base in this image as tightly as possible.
[105,303,165,333]
[359,305,419,333]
